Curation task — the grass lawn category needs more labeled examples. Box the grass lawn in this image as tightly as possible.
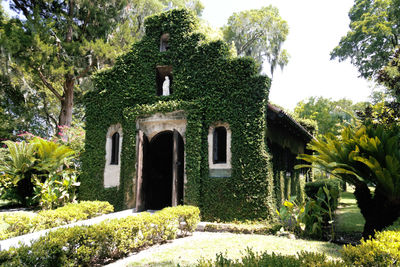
[125,232,342,267]
[335,190,365,233]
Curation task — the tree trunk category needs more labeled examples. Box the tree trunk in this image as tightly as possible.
[58,0,75,127]
[354,184,400,239]
[59,74,74,126]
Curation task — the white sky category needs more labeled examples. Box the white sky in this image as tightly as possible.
[200,0,373,111]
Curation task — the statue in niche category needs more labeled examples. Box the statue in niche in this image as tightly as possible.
[162,76,170,96]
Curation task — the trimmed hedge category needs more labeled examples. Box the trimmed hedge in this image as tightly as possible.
[203,221,280,235]
[196,249,341,267]
[0,205,200,266]
[0,201,113,240]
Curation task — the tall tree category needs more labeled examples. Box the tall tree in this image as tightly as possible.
[378,48,400,101]
[0,6,52,138]
[222,6,289,76]
[4,0,128,127]
[2,0,203,130]
[331,0,400,79]
[294,96,368,136]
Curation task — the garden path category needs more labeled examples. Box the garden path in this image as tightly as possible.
[333,190,363,245]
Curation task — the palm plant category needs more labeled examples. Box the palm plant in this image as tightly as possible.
[297,123,400,238]
[31,137,75,173]
[0,141,36,204]
[0,138,76,207]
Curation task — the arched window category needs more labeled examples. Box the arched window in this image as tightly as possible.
[110,132,120,165]
[104,124,122,188]
[213,126,227,164]
[208,123,231,177]
[160,33,170,52]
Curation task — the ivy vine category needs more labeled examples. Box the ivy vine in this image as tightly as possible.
[81,9,275,220]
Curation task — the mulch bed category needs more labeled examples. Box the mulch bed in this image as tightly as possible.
[332,231,362,246]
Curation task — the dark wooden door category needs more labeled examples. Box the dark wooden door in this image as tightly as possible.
[172,129,184,206]
[172,129,179,206]
[135,130,148,212]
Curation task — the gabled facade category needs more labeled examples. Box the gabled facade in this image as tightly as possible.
[81,9,310,220]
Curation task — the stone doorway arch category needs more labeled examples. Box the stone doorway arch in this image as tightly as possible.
[135,111,186,211]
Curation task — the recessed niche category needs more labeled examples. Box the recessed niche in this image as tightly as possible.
[156,65,173,96]
[160,33,170,52]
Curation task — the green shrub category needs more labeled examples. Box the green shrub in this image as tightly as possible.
[276,197,305,234]
[0,205,200,266]
[0,201,113,240]
[203,221,280,235]
[342,230,400,266]
[158,205,201,235]
[0,212,36,240]
[196,248,341,267]
[304,178,340,211]
[32,169,80,210]
[300,197,328,239]
[277,186,337,240]
[303,186,337,240]
[0,137,78,207]
[35,200,114,229]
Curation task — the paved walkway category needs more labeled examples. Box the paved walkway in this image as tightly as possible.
[0,209,141,251]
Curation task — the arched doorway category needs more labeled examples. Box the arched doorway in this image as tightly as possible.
[136,130,184,211]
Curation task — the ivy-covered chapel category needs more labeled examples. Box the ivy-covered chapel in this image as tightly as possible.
[81,9,312,220]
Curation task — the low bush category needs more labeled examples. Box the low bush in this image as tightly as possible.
[203,221,280,235]
[276,197,305,235]
[0,205,200,266]
[302,185,337,240]
[277,186,337,240]
[196,248,341,267]
[304,178,340,211]
[157,205,201,235]
[0,201,113,240]
[0,212,36,239]
[342,230,400,266]
[0,137,79,207]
